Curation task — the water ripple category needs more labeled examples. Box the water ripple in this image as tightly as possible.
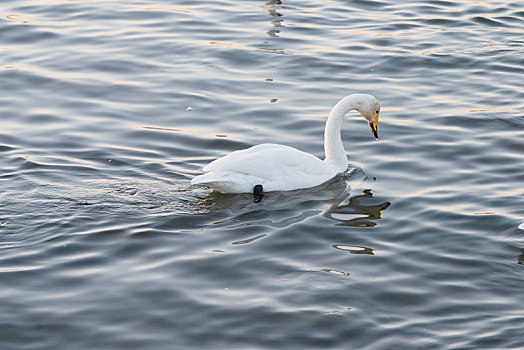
[1,0,523,348]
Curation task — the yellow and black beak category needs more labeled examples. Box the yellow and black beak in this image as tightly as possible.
[369,111,379,139]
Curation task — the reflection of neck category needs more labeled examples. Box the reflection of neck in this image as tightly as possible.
[323,95,360,172]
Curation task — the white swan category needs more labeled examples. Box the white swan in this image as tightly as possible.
[191,94,380,194]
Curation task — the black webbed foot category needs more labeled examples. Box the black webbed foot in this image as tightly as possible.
[253,185,263,203]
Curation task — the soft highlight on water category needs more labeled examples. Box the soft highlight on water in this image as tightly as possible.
[1,0,523,349]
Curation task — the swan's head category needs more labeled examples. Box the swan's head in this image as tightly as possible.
[356,94,380,139]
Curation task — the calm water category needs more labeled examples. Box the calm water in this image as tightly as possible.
[1,0,523,348]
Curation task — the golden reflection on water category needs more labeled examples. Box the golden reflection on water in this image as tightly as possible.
[136,6,194,14]
[1,64,139,86]
[5,14,63,26]
[142,125,234,139]
[142,126,183,132]
[0,266,40,272]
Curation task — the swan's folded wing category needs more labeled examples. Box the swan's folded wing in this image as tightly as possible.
[202,143,328,181]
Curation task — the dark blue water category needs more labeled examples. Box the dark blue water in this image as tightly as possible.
[1,0,523,349]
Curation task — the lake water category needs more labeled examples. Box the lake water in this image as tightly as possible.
[1,0,523,349]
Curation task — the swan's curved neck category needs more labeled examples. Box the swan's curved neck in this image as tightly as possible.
[323,95,361,171]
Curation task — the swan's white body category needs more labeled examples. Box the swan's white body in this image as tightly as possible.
[191,94,380,193]
[192,143,341,193]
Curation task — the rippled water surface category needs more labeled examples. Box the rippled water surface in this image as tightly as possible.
[1,0,523,348]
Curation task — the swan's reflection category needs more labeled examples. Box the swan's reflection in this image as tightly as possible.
[264,0,284,37]
[198,169,391,229]
[324,189,391,227]
[264,0,283,19]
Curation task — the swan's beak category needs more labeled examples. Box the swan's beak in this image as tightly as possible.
[369,112,379,139]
